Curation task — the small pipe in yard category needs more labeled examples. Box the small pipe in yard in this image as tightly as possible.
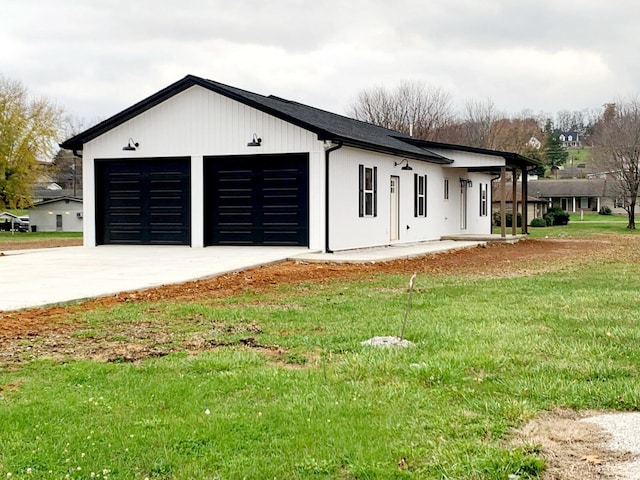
[400,272,417,341]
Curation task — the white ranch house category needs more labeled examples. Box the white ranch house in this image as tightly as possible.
[61,75,536,251]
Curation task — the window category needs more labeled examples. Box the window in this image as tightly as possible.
[359,165,377,217]
[444,178,449,200]
[414,174,427,217]
[580,197,588,209]
[479,183,488,216]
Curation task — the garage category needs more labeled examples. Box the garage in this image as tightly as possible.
[95,158,191,245]
[204,153,309,246]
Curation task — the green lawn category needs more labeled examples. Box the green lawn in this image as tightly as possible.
[1,235,639,478]
[0,231,82,242]
[493,213,639,239]
[565,146,592,167]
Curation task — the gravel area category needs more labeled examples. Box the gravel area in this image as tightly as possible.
[582,412,640,479]
[360,336,415,347]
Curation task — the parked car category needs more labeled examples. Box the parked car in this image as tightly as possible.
[0,218,29,232]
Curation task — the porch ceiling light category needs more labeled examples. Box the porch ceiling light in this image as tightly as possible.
[123,138,139,151]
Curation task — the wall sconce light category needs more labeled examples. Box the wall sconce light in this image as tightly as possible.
[459,178,473,187]
[247,134,262,147]
[394,158,413,170]
[122,138,139,151]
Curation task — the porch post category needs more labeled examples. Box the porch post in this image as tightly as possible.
[521,167,529,234]
[500,166,507,238]
[511,168,517,236]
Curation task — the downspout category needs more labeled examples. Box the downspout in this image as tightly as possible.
[324,141,343,253]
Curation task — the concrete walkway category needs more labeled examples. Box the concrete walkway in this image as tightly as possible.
[0,240,485,311]
[295,240,484,263]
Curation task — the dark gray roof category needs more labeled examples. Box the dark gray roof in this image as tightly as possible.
[32,196,83,207]
[61,75,451,164]
[529,179,606,197]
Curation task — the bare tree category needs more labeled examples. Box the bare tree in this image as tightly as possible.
[347,81,454,139]
[456,99,505,148]
[592,98,640,229]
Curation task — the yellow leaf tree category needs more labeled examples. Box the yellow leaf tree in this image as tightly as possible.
[0,76,64,209]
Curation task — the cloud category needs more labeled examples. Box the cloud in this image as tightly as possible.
[2,0,639,124]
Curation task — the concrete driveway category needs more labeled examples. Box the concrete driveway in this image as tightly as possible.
[0,245,308,311]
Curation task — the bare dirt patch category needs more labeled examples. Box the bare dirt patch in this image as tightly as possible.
[512,409,640,479]
[1,236,637,346]
[0,237,82,251]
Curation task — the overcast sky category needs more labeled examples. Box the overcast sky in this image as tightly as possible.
[2,0,639,128]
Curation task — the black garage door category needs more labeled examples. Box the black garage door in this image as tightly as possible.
[95,158,191,245]
[204,153,309,246]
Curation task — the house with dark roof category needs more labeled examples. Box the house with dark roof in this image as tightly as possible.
[558,131,581,149]
[61,75,536,251]
[528,178,615,213]
[29,196,83,232]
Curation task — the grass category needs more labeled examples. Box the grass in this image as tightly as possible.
[565,146,592,167]
[496,213,639,239]
[2,239,640,478]
[0,231,82,242]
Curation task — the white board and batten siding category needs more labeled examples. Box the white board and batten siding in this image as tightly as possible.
[328,148,495,251]
[30,200,83,232]
[82,85,326,249]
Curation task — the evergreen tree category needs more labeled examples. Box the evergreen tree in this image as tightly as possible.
[544,133,568,177]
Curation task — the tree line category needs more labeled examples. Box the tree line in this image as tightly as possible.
[348,80,640,228]
[1,75,639,228]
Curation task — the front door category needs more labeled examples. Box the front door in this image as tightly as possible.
[390,176,399,241]
[56,214,63,232]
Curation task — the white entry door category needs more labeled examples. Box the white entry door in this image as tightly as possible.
[390,176,400,241]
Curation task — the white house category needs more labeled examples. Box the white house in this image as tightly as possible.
[29,197,83,232]
[60,75,535,252]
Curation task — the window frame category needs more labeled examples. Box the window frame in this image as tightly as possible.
[444,178,449,200]
[358,164,377,217]
[414,174,428,218]
[479,183,488,217]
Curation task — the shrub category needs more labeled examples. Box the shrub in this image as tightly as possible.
[544,207,570,226]
[599,206,612,215]
[530,218,547,227]
[493,212,522,227]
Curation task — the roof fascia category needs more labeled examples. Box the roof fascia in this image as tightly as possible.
[399,137,541,167]
[335,137,453,164]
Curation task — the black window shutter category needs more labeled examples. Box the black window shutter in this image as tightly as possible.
[373,166,378,217]
[480,183,483,216]
[358,165,364,217]
[424,174,428,217]
[414,173,418,217]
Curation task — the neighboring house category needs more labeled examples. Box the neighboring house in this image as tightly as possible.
[490,187,547,223]
[528,136,542,150]
[61,74,537,251]
[528,179,617,213]
[31,188,81,204]
[558,131,581,148]
[29,197,83,232]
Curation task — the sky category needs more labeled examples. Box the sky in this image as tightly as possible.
[2,0,639,129]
